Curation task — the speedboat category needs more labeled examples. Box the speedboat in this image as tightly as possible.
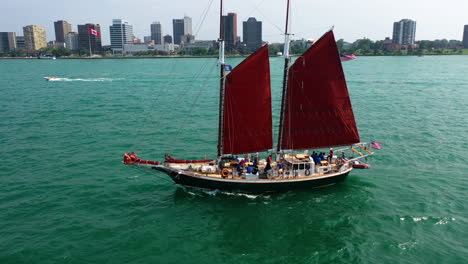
[44,77,61,81]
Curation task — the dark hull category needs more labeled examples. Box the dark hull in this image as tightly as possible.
[153,166,350,193]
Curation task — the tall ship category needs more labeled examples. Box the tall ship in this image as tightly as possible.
[123,0,377,192]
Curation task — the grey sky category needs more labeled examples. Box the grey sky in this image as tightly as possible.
[2,0,467,45]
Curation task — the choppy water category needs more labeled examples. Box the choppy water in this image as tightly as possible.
[0,56,467,263]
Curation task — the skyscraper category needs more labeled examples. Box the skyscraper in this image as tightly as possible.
[163,35,172,44]
[463,25,468,49]
[54,20,72,43]
[243,17,262,51]
[392,19,416,45]
[0,32,17,52]
[150,22,162,44]
[109,19,134,52]
[23,25,47,51]
[222,13,237,48]
[16,36,25,49]
[78,24,102,54]
[172,16,192,44]
[65,32,79,51]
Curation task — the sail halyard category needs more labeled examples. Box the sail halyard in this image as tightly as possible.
[279,30,360,150]
[277,0,292,152]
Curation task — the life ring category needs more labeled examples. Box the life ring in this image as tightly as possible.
[221,168,231,178]
[305,169,311,176]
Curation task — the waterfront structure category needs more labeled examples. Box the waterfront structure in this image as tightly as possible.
[222,13,237,48]
[123,43,174,54]
[47,41,66,48]
[463,25,468,48]
[150,22,162,44]
[182,40,215,51]
[65,32,78,51]
[16,36,25,49]
[78,23,102,54]
[243,17,262,51]
[163,34,172,44]
[0,32,17,52]
[173,16,192,44]
[54,20,72,43]
[109,19,134,53]
[392,19,416,45]
[23,25,47,51]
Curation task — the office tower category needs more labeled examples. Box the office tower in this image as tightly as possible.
[222,13,237,48]
[77,23,102,53]
[109,19,134,52]
[150,22,162,44]
[23,25,47,51]
[173,16,192,44]
[16,36,25,49]
[65,32,79,51]
[0,32,17,52]
[144,36,152,43]
[463,25,468,49]
[392,19,416,45]
[163,34,172,44]
[54,20,72,43]
[243,17,262,50]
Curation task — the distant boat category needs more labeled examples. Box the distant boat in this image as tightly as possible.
[340,54,356,62]
[43,77,61,81]
[38,55,56,60]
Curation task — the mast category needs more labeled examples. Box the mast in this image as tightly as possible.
[217,0,226,158]
[277,0,291,152]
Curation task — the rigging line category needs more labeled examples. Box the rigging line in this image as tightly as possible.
[243,0,267,21]
[172,60,218,141]
[194,0,216,37]
[130,59,179,150]
[253,5,284,34]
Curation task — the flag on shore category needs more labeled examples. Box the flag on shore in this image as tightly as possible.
[88,28,100,36]
[370,141,382,150]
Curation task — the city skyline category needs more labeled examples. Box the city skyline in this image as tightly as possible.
[1,0,467,45]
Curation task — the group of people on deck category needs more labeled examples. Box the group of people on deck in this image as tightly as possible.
[233,153,278,178]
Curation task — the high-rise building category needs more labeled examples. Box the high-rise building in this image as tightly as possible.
[109,19,134,52]
[392,19,416,45]
[243,17,262,51]
[78,23,102,54]
[173,16,192,44]
[54,20,72,43]
[65,32,79,51]
[163,34,172,44]
[144,36,152,43]
[150,22,162,44]
[222,13,237,48]
[463,25,468,49]
[0,32,17,52]
[23,25,47,51]
[16,36,25,49]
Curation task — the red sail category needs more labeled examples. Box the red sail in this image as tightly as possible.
[279,31,360,150]
[222,45,272,155]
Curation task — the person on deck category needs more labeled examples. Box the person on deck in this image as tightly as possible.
[277,161,284,177]
[246,164,253,174]
[329,148,334,163]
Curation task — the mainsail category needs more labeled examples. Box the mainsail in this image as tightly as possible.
[221,45,272,155]
[279,31,360,150]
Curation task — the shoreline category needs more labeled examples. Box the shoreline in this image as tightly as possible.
[0,53,467,59]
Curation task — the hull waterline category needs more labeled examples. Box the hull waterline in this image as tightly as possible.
[153,165,351,193]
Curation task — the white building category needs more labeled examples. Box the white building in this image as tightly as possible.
[109,19,134,53]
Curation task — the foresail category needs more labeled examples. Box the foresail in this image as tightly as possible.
[222,45,272,155]
[279,31,360,150]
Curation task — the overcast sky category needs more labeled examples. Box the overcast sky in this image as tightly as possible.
[2,0,467,45]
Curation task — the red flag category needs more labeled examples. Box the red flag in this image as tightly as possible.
[370,141,382,150]
[88,28,100,36]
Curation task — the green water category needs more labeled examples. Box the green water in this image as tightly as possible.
[0,56,467,263]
